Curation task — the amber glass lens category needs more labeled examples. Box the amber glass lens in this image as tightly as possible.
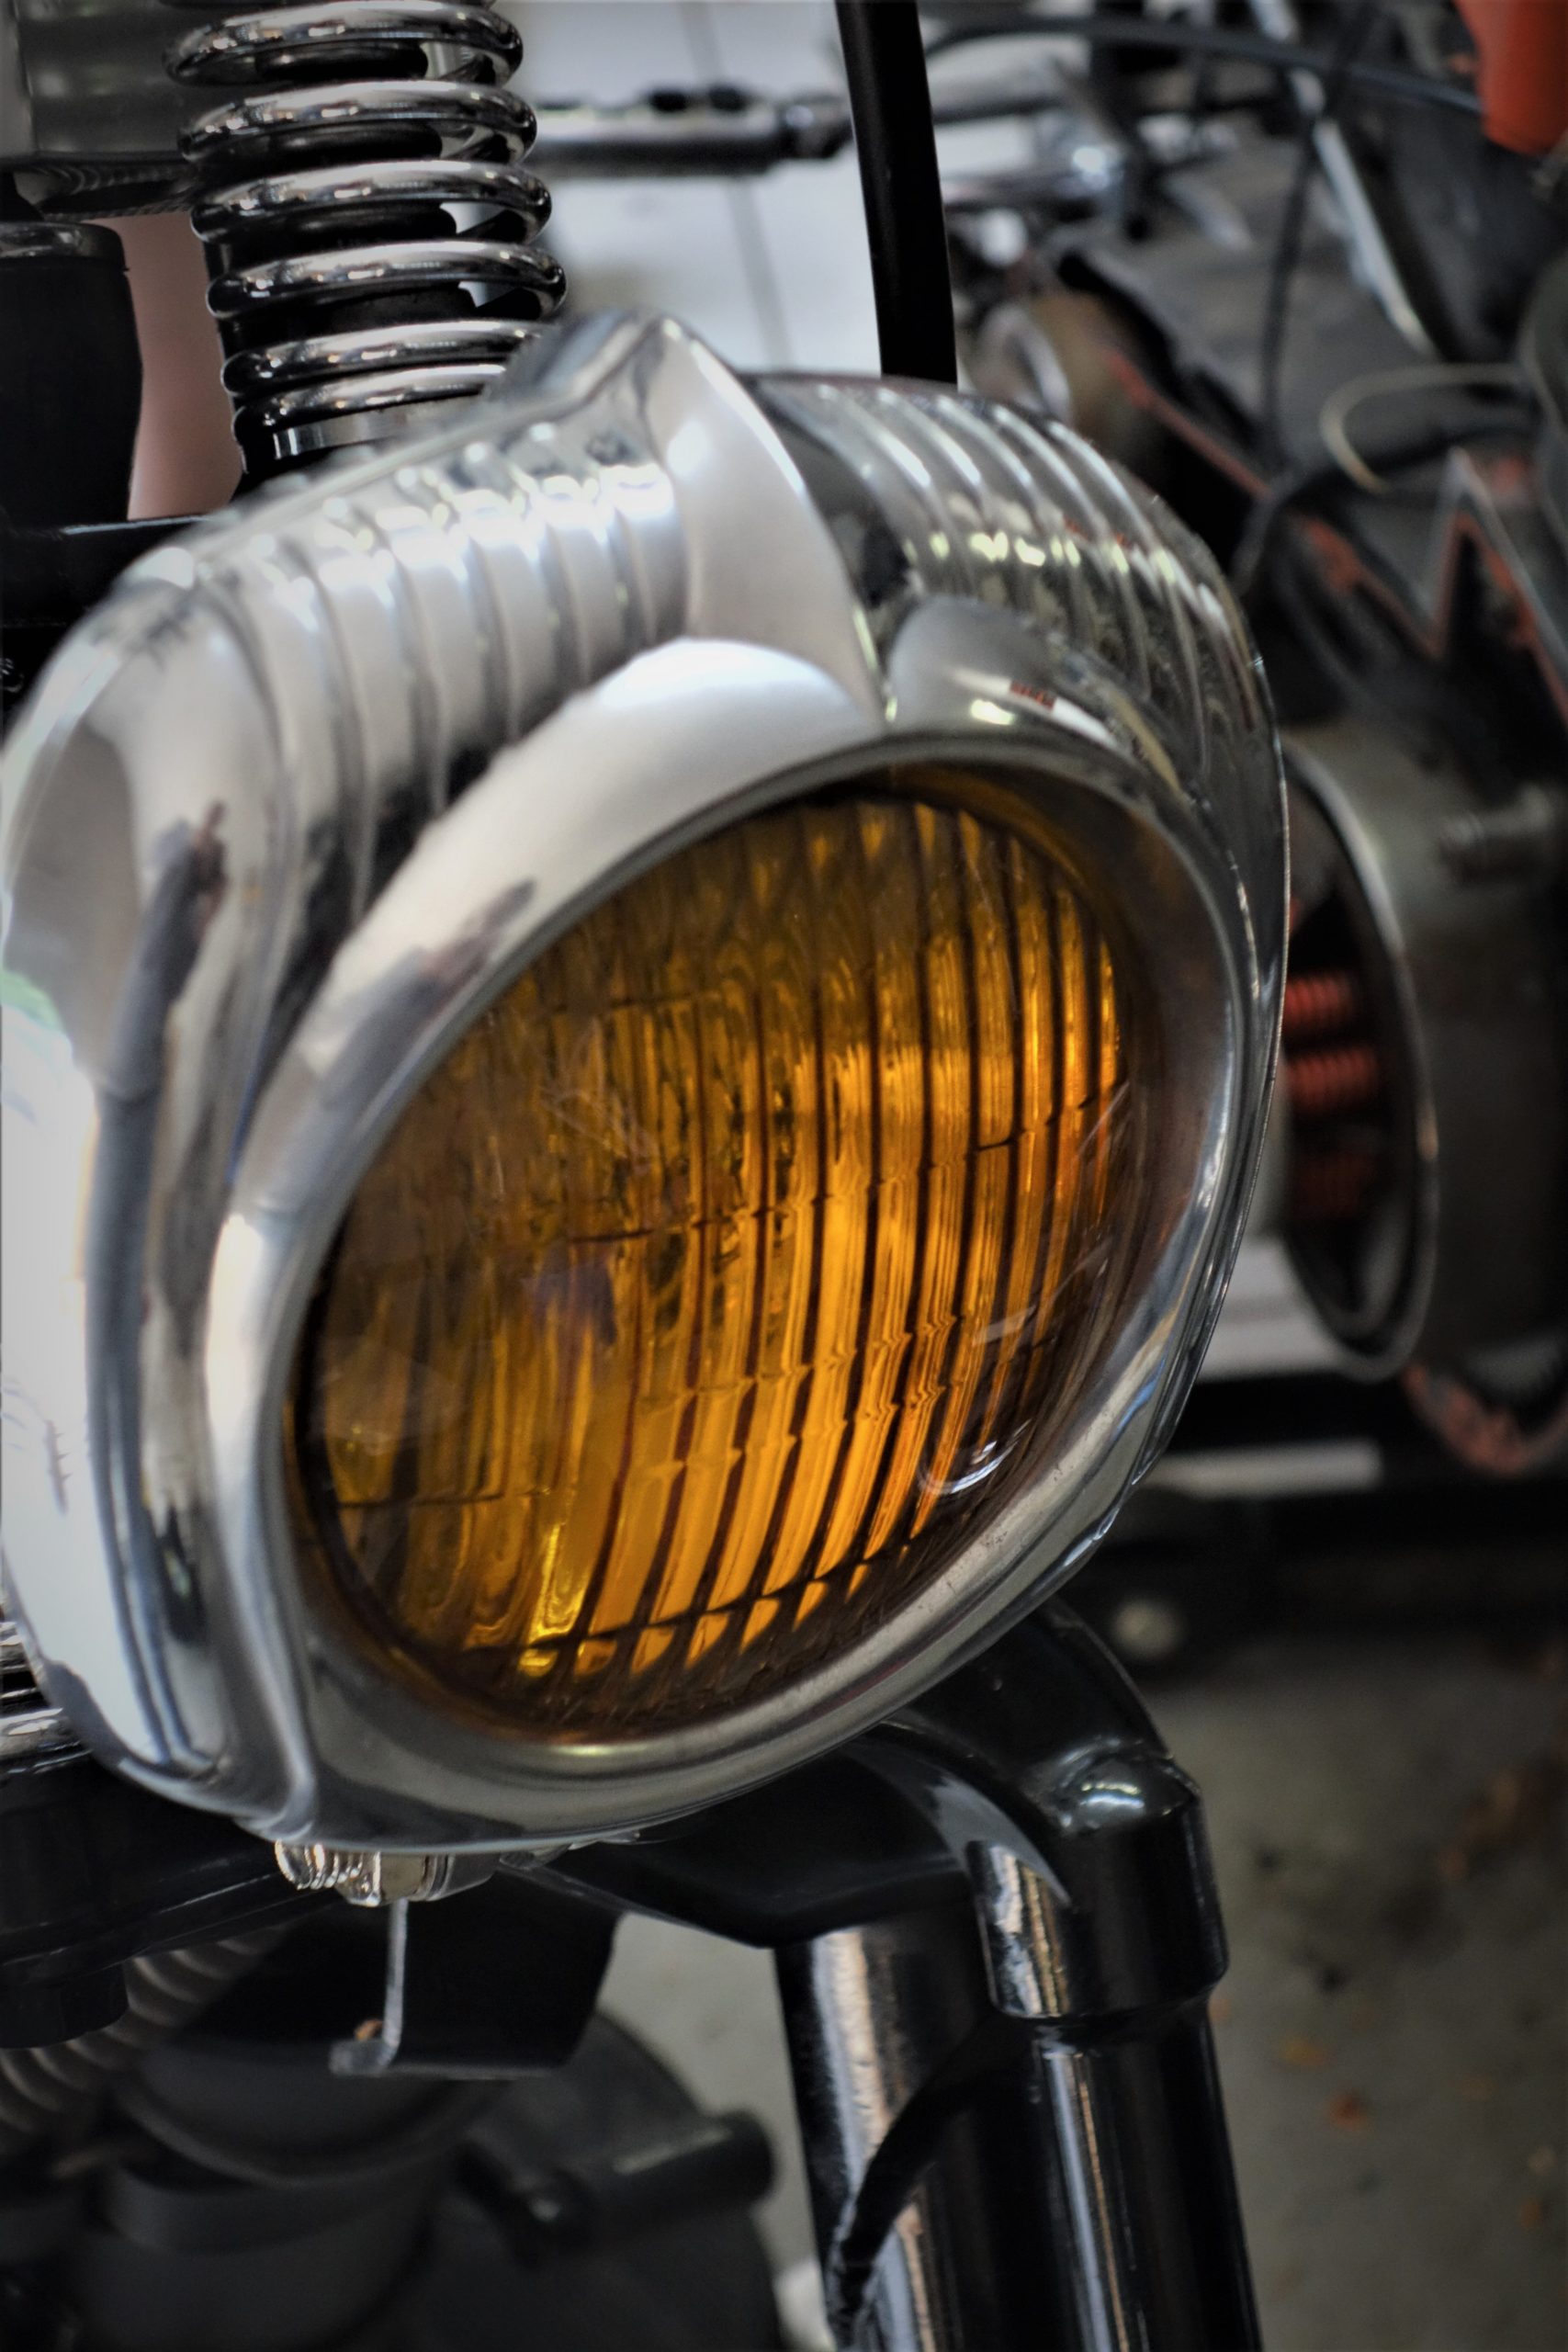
[292,780,1147,1737]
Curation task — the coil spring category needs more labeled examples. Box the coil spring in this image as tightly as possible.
[0,1930,279,2157]
[1285,1039,1383,1121]
[165,0,565,477]
[1281,968,1362,1044]
[1,1617,78,1762]
[1280,944,1393,1227]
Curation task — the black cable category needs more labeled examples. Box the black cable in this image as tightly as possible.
[1257,2,1375,473]
[826,2010,1026,2343]
[921,10,1482,115]
[834,0,957,384]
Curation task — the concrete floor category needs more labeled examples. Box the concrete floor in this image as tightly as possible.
[603,1625,1567,2351]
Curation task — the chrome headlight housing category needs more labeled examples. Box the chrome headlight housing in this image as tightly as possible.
[1,317,1284,1846]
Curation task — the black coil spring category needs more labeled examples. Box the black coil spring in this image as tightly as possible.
[0,1931,280,2157]
[165,0,565,475]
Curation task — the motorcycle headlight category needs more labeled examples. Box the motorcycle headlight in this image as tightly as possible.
[291,773,1152,1739]
[1,317,1283,1843]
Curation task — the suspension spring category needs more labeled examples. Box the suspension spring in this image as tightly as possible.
[1285,1039,1383,1122]
[0,1931,280,2158]
[1281,967,1362,1044]
[165,0,566,478]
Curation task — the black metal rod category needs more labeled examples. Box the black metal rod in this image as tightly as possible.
[1018,2005,1258,2352]
[833,0,957,384]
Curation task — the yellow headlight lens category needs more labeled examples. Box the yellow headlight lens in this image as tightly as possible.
[291,775,1149,1737]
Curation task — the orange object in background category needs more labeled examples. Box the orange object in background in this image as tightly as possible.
[1455,0,1568,153]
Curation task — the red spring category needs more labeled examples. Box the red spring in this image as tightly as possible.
[1285,1041,1382,1119]
[1291,1148,1380,1224]
[1281,968,1360,1042]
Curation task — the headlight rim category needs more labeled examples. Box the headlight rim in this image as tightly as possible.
[203,628,1264,1844]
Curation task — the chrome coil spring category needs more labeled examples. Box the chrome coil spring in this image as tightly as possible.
[1,1617,78,1764]
[165,0,565,476]
[0,1931,281,2157]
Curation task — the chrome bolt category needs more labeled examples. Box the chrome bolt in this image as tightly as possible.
[273,1844,458,1907]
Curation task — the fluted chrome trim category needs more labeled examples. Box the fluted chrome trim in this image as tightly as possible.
[0,1621,79,1764]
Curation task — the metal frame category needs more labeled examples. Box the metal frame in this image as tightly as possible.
[2,314,1284,1847]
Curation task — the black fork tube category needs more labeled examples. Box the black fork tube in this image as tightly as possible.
[779,1905,1021,2350]
[777,1605,1260,2352]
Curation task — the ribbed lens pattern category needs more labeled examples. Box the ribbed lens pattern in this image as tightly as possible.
[293,783,1143,1735]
